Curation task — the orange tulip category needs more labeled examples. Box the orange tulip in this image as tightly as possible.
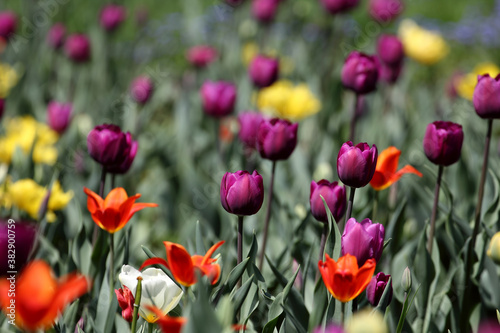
[84,187,158,233]
[0,260,90,331]
[140,241,224,287]
[146,306,186,333]
[369,146,422,191]
[318,254,376,303]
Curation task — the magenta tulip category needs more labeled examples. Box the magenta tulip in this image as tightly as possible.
[65,34,91,63]
[0,99,4,118]
[379,62,403,84]
[423,121,463,166]
[249,55,279,88]
[366,272,393,306]
[337,141,378,188]
[0,219,36,275]
[200,81,237,118]
[0,11,16,41]
[252,0,279,23]
[238,112,264,149]
[47,101,72,134]
[473,74,500,119]
[376,35,404,66]
[257,118,298,161]
[320,0,359,15]
[100,4,126,32]
[369,0,403,23]
[107,133,138,174]
[130,76,154,105]
[341,51,379,95]
[87,124,132,169]
[187,45,217,68]
[310,180,346,223]
[46,23,66,50]
[221,170,264,216]
[341,217,385,266]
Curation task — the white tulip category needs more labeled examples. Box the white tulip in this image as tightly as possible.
[119,265,183,323]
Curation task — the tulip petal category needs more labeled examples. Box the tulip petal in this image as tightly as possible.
[164,242,196,286]
[200,240,225,265]
[139,257,170,271]
[104,187,130,208]
[128,202,159,218]
[192,255,221,285]
[84,187,104,214]
[376,146,401,175]
[145,306,186,333]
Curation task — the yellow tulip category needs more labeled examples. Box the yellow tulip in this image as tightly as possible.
[398,19,448,65]
[346,309,388,333]
[456,63,500,100]
[487,231,500,265]
[0,62,19,98]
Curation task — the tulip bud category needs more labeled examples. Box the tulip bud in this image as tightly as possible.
[64,34,91,63]
[366,272,392,306]
[249,55,279,88]
[341,51,379,95]
[221,170,264,216]
[130,76,154,105]
[115,286,135,322]
[369,0,403,23]
[187,45,217,68]
[107,133,138,174]
[379,62,403,84]
[341,218,385,266]
[401,266,412,292]
[473,74,500,119]
[100,4,126,32]
[46,23,66,50]
[0,11,17,41]
[47,101,72,134]
[0,99,4,118]
[487,232,500,265]
[252,0,279,23]
[337,141,378,188]
[423,121,463,167]
[310,180,346,223]
[257,118,298,161]
[238,112,264,149]
[320,0,360,15]
[0,219,37,275]
[200,81,237,118]
[376,35,404,66]
[87,124,132,169]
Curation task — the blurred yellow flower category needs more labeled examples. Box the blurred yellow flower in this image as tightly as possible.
[7,179,72,222]
[257,80,321,120]
[0,116,59,165]
[346,309,388,333]
[242,42,260,66]
[456,63,500,100]
[398,19,448,65]
[0,62,19,98]
[241,42,294,75]
[487,231,500,265]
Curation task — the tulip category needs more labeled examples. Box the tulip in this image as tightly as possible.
[74,317,85,333]
[0,260,90,331]
[100,4,126,32]
[320,0,359,15]
[0,219,36,275]
[251,0,279,23]
[310,180,346,223]
[379,63,403,84]
[337,141,378,188]
[423,121,463,167]
[238,112,264,149]
[401,266,412,292]
[146,306,187,333]
[47,101,72,134]
[129,76,153,105]
[341,218,385,266]
[318,253,376,303]
[346,310,388,333]
[456,63,499,101]
[313,324,345,333]
[257,118,298,161]
[200,81,237,118]
[64,34,91,63]
[0,11,16,41]
[119,265,183,323]
[366,272,393,306]
[376,35,404,66]
[0,99,4,118]
[115,286,136,322]
[341,51,379,95]
[87,124,132,169]
[369,146,422,191]
[106,133,138,174]
[141,241,225,287]
[473,74,500,119]
[477,320,500,333]
[46,23,66,50]
[186,45,217,68]
[369,0,403,23]
[487,232,500,265]
[249,55,280,88]
[221,170,264,216]
[83,187,158,234]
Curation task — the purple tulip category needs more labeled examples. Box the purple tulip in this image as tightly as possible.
[320,0,359,15]
[100,4,126,32]
[0,99,4,118]
[366,272,393,306]
[46,23,66,50]
[473,74,500,119]
[423,121,463,167]
[87,124,132,169]
[249,55,280,88]
[200,81,237,118]
[379,62,403,84]
[107,133,138,174]
[0,219,37,275]
[313,324,345,333]
[47,101,72,134]
[221,170,264,216]
[187,45,217,68]
[310,180,346,223]
[369,0,403,23]
[64,34,91,63]
[257,118,298,161]
[0,11,16,41]
[337,141,378,188]
[251,0,279,23]
[341,51,379,95]
[341,218,385,266]
[130,76,154,105]
[238,112,264,149]
[477,321,500,333]
[376,35,404,66]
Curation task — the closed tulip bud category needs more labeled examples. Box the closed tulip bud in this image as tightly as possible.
[473,74,500,119]
[401,266,412,292]
[187,45,217,68]
[47,101,72,134]
[369,0,403,23]
[87,124,131,169]
[221,170,264,216]
[46,23,66,50]
[130,76,154,105]
[0,219,37,275]
[0,11,16,41]
[320,0,359,15]
[423,121,463,166]
[487,232,500,265]
[64,34,91,63]
[252,0,279,23]
[249,55,279,88]
[257,118,298,161]
[310,180,346,223]
[341,218,385,267]
[376,35,404,66]
[341,52,379,95]
[100,4,126,32]
[200,81,237,118]
[337,141,378,188]
[107,133,138,174]
[366,272,392,306]
[379,62,403,84]
[238,112,264,149]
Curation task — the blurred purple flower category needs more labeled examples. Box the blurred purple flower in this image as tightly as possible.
[238,112,264,149]
[369,0,403,23]
[257,118,298,161]
[220,170,264,216]
[341,51,379,95]
[47,101,72,135]
[310,180,346,223]
[0,11,16,41]
[252,0,279,23]
[200,81,237,118]
[366,272,393,306]
[65,34,91,63]
[249,55,279,88]
[473,74,500,119]
[423,121,463,167]
[337,141,378,188]
[187,45,217,68]
[46,23,66,50]
[100,4,127,32]
[130,76,154,105]
[320,0,359,15]
[0,220,37,275]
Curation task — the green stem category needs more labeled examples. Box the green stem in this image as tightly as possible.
[341,187,356,234]
[258,161,277,270]
[109,233,115,296]
[148,322,153,333]
[372,190,379,222]
[237,215,244,288]
[427,165,443,254]
[93,166,107,244]
[349,94,360,142]
[130,277,143,333]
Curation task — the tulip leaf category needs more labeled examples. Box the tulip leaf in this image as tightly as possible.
[385,198,407,254]
[195,220,207,254]
[62,299,80,329]
[321,196,342,260]
[231,275,254,314]
[212,257,250,304]
[309,279,328,331]
[115,314,131,333]
[383,238,392,250]
[283,306,308,333]
[94,273,118,333]
[241,283,260,323]
[263,293,285,333]
[141,245,181,289]
[373,276,392,313]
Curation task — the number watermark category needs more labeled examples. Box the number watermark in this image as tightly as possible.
[6,218,16,325]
